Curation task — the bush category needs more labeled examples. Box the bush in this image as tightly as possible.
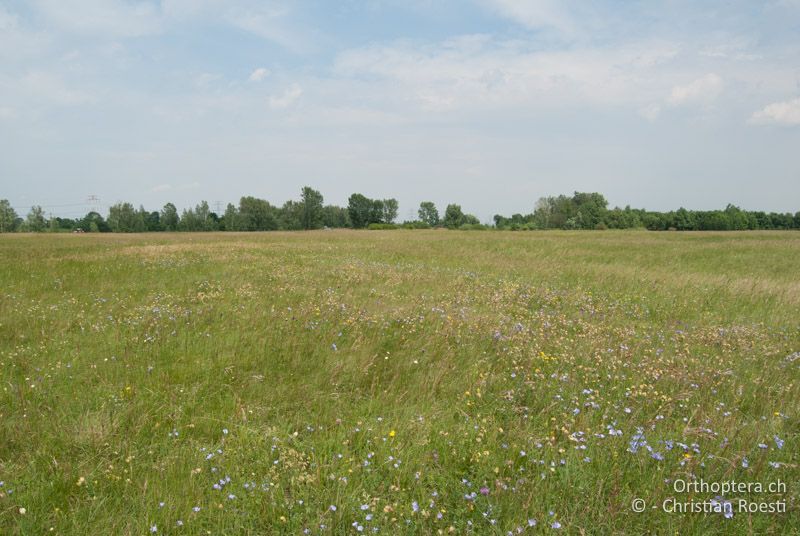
[401,221,430,229]
[367,223,398,230]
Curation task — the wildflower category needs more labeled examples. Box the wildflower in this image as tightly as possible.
[480,487,490,496]
[741,458,749,468]
[222,429,228,435]
[329,505,337,512]
[551,521,562,529]
[412,501,419,513]
[389,430,396,438]
[774,436,784,449]
[192,506,201,512]
[360,504,369,510]
[150,525,158,533]
[528,519,537,527]
[176,520,183,527]
[19,507,26,515]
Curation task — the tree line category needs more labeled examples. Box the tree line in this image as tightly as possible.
[492,192,800,231]
[1,189,798,233]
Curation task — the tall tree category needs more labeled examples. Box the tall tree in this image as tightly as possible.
[0,199,18,232]
[300,186,324,230]
[382,198,399,224]
[239,196,279,231]
[26,205,46,232]
[81,211,110,232]
[161,203,179,231]
[223,203,238,231]
[418,201,439,226]
[443,204,464,229]
[348,193,373,229]
[321,205,351,228]
[108,202,142,232]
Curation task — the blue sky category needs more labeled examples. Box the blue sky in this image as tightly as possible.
[1,0,799,221]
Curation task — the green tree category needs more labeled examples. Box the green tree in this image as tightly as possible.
[443,204,464,229]
[222,203,238,231]
[26,205,47,232]
[322,205,351,228]
[145,211,161,231]
[108,202,142,232]
[279,200,303,230]
[370,199,385,224]
[418,201,439,227]
[239,197,279,231]
[0,199,18,232]
[179,201,216,232]
[348,193,373,229]
[81,211,110,232]
[572,192,608,229]
[300,186,324,230]
[382,198,399,224]
[161,203,179,231]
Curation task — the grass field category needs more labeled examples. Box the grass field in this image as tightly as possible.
[1,230,798,534]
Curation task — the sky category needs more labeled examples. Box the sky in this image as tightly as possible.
[1,0,799,222]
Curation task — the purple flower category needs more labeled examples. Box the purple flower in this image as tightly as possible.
[480,487,490,496]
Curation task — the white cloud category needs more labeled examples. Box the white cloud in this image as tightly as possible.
[0,6,19,30]
[639,103,661,122]
[0,106,17,120]
[269,84,303,109]
[334,37,682,114]
[32,0,163,37]
[750,97,800,125]
[249,67,271,82]
[151,183,173,193]
[479,0,576,35]
[226,6,309,52]
[18,71,92,106]
[667,73,723,106]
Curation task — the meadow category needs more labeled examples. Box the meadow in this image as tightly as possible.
[0,230,797,535]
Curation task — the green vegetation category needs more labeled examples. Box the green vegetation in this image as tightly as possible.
[4,189,798,234]
[493,192,800,231]
[0,231,797,534]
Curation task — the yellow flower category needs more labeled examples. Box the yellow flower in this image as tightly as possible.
[389,430,396,438]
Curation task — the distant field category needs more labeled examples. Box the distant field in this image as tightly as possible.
[1,230,797,534]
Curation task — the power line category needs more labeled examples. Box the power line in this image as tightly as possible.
[11,202,89,210]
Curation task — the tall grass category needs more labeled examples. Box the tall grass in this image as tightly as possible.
[0,231,797,534]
